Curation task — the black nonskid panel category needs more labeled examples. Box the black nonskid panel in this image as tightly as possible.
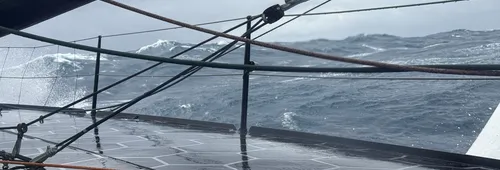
[0,106,499,169]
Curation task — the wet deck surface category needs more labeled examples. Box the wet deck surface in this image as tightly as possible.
[0,109,498,170]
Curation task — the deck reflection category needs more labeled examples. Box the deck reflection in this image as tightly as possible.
[0,110,499,169]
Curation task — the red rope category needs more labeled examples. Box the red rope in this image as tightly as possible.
[101,0,500,77]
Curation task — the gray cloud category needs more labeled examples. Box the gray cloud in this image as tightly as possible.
[1,0,499,50]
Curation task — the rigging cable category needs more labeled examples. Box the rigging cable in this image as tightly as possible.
[16,48,36,122]
[32,17,251,48]
[5,0,322,116]
[101,17,250,39]
[219,0,336,57]
[16,48,36,104]
[1,0,468,49]
[8,0,467,49]
[69,45,86,153]
[258,0,332,40]
[99,0,500,77]
[0,74,244,79]
[19,18,256,128]
[66,2,283,114]
[44,45,60,106]
[148,37,242,97]
[109,40,241,111]
[4,26,500,76]
[55,19,267,155]
[111,19,266,110]
[286,0,468,17]
[149,0,333,96]
[72,46,78,109]
[0,47,9,84]
[0,17,257,137]
[0,128,153,170]
[149,19,266,96]
[0,0,488,165]
[55,0,331,152]
[109,20,263,111]
[6,73,500,81]
[1,3,497,75]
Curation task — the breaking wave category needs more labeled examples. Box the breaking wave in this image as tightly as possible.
[1,29,500,153]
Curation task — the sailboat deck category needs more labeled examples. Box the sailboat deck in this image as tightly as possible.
[0,109,498,170]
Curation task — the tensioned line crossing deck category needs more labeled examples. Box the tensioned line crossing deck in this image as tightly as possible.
[1,108,499,170]
[2,0,500,169]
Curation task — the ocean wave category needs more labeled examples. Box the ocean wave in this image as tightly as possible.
[2,29,500,153]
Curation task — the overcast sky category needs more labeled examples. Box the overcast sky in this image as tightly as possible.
[1,0,500,50]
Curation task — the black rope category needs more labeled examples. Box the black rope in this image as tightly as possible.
[56,20,266,153]
[109,20,264,109]
[0,73,245,79]
[0,126,15,130]
[100,73,242,78]
[149,39,239,96]
[3,24,474,74]
[285,0,468,17]
[2,0,467,49]
[110,23,264,111]
[0,127,153,170]
[150,23,265,96]
[105,0,500,77]
[3,18,255,129]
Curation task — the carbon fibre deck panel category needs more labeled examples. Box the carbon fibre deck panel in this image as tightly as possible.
[0,109,499,170]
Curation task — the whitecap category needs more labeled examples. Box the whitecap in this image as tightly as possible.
[136,39,178,53]
[362,44,386,52]
[281,112,300,131]
[216,40,229,45]
[180,103,192,109]
[423,43,443,49]
[347,52,376,58]
[280,77,305,83]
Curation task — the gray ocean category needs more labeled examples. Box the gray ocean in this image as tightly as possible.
[1,29,499,154]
